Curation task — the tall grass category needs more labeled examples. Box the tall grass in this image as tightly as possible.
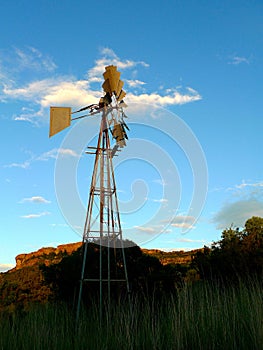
[0,278,262,349]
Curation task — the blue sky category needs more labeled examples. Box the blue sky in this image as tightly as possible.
[1,0,263,271]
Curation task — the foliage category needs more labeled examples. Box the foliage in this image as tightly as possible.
[40,240,185,305]
[192,216,263,282]
[1,216,263,314]
[0,266,52,313]
[0,278,262,349]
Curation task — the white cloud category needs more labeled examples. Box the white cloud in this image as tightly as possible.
[134,226,156,233]
[126,89,201,106]
[0,46,56,81]
[4,160,31,169]
[0,263,15,272]
[87,47,149,83]
[58,148,79,157]
[126,79,146,88]
[153,198,168,203]
[36,148,78,161]
[162,215,196,229]
[3,78,59,100]
[227,180,263,199]
[50,223,69,227]
[1,47,201,124]
[176,238,206,243]
[14,46,57,72]
[4,147,78,169]
[21,211,51,219]
[41,80,100,108]
[134,224,173,234]
[228,55,250,65]
[171,223,195,229]
[235,180,263,190]
[20,196,51,204]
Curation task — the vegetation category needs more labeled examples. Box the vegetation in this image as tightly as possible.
[40,241,185,305]
[0,278,262,349]
[0,265,52,313]
[0,216,262,348]
[192,216,263,282]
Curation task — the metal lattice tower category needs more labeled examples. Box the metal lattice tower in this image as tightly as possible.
[76,105,130,322]
[49,65,130,323]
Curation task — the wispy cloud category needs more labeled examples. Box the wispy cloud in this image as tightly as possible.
[152,179,167,186]
[171,223,195,229]
[227,180,263,199]
[234,180,263,190]
[21,211,51,219]
[4,160,31,169]
[228,55,250,65]
[17,47,57,72]
[126,79,146,88]
[36,148,78,161]
[4,147,78,169]
[87,47,149,83]
[20,196,51,204]
[153,198,168,203]
[134,226,156,233]
[0,46,57,74]
[162,215,196,229]
[176,238,206,243]
[49,223,69,227]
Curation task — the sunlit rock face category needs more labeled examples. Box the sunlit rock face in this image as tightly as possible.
[15,242,82,269]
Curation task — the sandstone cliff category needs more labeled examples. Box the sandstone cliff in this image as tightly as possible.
[15,242,82,269]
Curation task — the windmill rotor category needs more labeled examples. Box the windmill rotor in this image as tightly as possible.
[49,65,129,151]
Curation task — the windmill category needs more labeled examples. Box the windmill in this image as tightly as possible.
[49,65,130,322]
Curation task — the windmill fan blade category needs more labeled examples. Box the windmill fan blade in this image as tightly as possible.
[102,79,112,95]
[116,80,124,97]
[117,90,126,101]
[103,65,127,97]
[103,92,112,105]
[103,65,121,94]
[122,121,130,131]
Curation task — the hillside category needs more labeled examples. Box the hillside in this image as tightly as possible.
[0,242,83,312]
[141,248,203,266]
[14,242,83,270]
[6,243,200,272]
[0,242,201,312]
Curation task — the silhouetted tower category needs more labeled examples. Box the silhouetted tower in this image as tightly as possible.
[49,66,130,322]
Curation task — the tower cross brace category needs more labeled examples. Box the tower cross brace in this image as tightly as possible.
[76,107,130,322]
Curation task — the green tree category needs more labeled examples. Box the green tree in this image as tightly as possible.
[192,217,263,281]
[242,216,263,274]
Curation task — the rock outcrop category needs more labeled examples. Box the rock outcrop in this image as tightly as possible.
[141,248,203,266]
[13,243,202,270]
[15,242,82,269]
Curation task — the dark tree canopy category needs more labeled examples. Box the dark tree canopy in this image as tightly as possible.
[41,240,184,305]
[192,216,263,282]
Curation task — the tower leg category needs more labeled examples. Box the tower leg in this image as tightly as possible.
[76,112,129,324]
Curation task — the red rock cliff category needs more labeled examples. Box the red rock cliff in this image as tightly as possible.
[15,242,82,269]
